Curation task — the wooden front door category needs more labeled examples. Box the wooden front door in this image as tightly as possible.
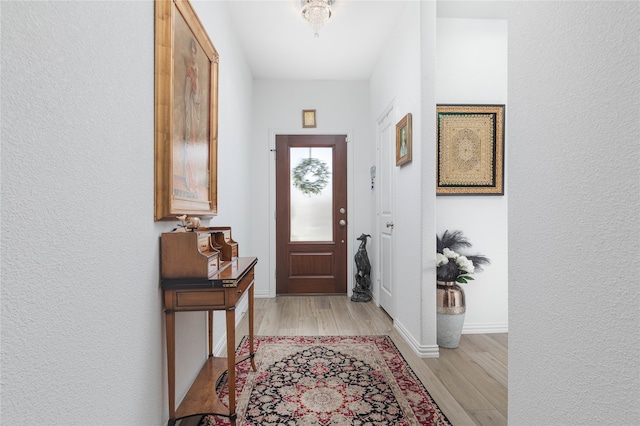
[276,135,348,294]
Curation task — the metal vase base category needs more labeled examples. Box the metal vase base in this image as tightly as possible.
[436,281,466,349]
[437,312,465,348]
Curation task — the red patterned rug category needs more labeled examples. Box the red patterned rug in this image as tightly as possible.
[200,335,451,425]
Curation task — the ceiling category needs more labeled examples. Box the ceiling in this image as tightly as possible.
[224,1,508,80]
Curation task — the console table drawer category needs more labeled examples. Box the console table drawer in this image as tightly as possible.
[165,269,254,311]
[175,290,226,309]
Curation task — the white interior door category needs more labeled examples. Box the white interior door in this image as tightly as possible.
[377,108,395,317]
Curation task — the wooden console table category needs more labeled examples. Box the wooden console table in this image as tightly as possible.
[161,257,258,426]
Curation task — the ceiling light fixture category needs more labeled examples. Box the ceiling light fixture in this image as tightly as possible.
[301,0,333,38]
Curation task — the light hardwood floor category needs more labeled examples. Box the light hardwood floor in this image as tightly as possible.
[181,295,507,426]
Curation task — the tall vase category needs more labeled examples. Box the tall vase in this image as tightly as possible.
[436,280,466,348]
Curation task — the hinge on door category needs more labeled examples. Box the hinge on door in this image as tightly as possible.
[345,136,350,143]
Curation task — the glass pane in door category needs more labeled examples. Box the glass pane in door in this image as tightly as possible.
[290,147,333,242]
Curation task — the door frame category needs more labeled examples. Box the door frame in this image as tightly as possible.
[268,129,355,298]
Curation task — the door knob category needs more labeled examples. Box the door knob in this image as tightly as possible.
[386,222,394,228]
[339,219,347,227]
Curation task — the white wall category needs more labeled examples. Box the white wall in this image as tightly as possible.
[509,1,639,423]
[370,1,439,355]
[436,18,508,333]
[250,80,374,297]
[1,1,254,424]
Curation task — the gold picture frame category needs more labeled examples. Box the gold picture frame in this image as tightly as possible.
[396,113,412,166]
[436,105,505,195]
[302,109,316,128]
[154,0,219,221]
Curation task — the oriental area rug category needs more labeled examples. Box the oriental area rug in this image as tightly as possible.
[200,335,451,426]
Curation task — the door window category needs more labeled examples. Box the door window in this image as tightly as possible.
[289,147,333,242]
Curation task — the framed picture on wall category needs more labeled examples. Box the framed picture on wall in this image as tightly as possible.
[436,104,505,195]
[396,113,412,166]
[154,0,219,221]
[302,109,316,128]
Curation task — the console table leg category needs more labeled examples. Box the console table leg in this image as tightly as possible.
[165,309,176,423]
[208,310,214,357]
[248,284,257,371]
[226,307,237,425]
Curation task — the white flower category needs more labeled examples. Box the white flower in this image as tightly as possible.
[456,255,475,274]
[436,253,449,267]
[442,248,459,259]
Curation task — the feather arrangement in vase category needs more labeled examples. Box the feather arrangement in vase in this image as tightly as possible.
[436,230,490,283]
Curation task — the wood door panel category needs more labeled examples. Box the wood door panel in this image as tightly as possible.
[285,279,339,294]
[290,252,334,276]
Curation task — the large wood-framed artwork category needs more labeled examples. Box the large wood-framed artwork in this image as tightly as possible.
[436,105,505,195]
[155,0,218,221]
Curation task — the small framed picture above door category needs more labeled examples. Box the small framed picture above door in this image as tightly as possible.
[302,109,316,128]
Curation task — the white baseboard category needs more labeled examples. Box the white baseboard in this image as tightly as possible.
[394,319,440,358]
[462,322,508,334]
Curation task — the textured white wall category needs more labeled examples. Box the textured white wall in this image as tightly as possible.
[509,1,639,423]
[1,1,254,424]
[250,80,374,298]
[1,1,164,423]
[436,18,509,332]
